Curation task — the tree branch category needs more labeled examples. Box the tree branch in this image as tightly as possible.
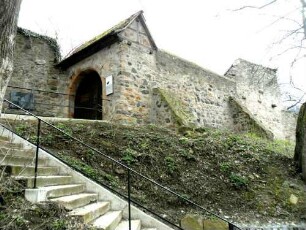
[270,45,305,61]
[274,26,304,44]
[300,0,306,38]
[256,7,302,34]
[232,0,278,11]
[287,93,305,110]
[288,40,305,91]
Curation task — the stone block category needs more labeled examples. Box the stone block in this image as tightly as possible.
[35,59,46,65]
[203,219,228,230]
[289,194,298,205]
[180,214,203,230]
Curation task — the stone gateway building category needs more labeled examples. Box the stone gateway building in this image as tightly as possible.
[4,11,296,140]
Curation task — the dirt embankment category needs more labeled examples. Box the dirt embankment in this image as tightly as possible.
[1,120,306,228]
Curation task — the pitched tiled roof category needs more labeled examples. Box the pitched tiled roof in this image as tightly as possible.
[69,11,143,56]
[57,11,156,69]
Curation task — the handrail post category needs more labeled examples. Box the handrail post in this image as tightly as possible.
[128,168,131,230]
[33,119,41,189]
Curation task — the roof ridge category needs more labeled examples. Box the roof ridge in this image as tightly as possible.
[114,10,143,33]
[66,11,144,58]
[58,11,158,69]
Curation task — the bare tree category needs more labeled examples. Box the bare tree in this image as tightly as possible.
[233,0,306,108]
[233,0,305,36]
[0,0,22,114]
[301,0,306,37]
[233,0,306,178]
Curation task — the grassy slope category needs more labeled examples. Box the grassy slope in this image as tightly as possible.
[2,120,306,227]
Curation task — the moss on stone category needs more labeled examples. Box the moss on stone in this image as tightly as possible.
[181,214,203,230]
[155,88,196,128]
[203,219,228,230]
[69,11,142,55]
[17,27,61,62]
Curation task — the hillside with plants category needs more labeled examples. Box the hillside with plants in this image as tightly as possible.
[1,119,306,228]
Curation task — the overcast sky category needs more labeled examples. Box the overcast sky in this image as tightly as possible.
[18,0,306,103]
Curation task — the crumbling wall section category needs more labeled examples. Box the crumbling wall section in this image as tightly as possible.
[3,28,67,117]
[229,97,274,139]
[225,59,296,140]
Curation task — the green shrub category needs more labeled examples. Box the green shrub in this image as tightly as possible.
[165,156,176,173]
[51,219,67,230]
[122,148,137,165]
[220,162,232,173]
[229,173,248,189]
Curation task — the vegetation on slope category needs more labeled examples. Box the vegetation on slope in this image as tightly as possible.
[2,120,306,227]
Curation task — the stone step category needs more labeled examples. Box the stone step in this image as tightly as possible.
[13,175,72,187]
[45,184,86,199]
[0,141,23,149]
[0,154,46,166]
[4,165,59,176]
[0,147,35,158]
[50,193,98,210]
[115,220,141,230]
[69,201,110,224]
[0,136,9,141]
[91,210,123,230]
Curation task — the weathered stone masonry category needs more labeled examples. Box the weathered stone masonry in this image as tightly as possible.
[5,11,297,141]
[4,28,67,117]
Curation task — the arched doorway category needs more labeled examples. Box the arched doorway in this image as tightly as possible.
[74,70,102,120]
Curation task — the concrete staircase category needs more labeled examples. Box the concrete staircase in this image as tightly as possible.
[0,128,173,230]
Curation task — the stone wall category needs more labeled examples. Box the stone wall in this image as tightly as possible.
[155,51,236,130]
[7,26,297,141]
[229,97,274,139]
[118,44,239,132]
[65,21,296,140]
[110,26,238,130]
[3,28,67,117]
[113,41,157,125]
[114,40,296,139]
[282,111,298,141]
[65,41,122,121]
[225,59,296,140]
[151,88,196,129]
[64,18,156,123]
[151,88,177,129]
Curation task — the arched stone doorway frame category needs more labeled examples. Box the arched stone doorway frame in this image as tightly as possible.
[67,68,106,119]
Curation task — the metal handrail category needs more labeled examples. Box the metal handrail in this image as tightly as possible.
[5,85,109,116]
[7,85,111,101]
[2,98,242,230]
[7,85,74,96]
[8,102,103,112]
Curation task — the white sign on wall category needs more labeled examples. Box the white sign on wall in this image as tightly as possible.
[106,75,113,95]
